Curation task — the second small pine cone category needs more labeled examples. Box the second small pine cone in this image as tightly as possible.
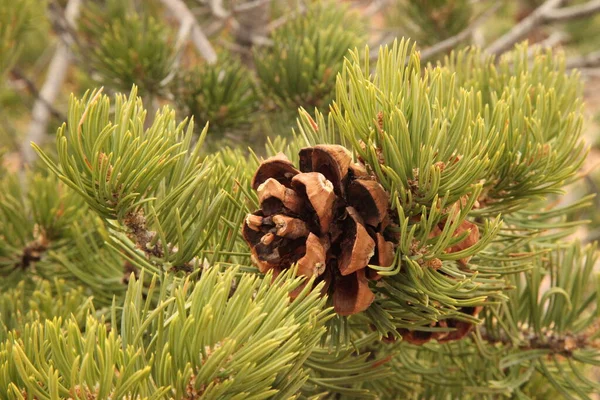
[243,145,396,316]
[398,306,483,345]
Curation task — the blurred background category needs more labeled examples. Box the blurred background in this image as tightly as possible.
[1,0,599,242]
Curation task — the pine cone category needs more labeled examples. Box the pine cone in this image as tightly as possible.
[243,145,396,316]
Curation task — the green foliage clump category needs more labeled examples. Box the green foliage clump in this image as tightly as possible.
[0,279,93,342]
[0,171,85,284]
[361,243,600,398]
[0,0,38,76]
[0,169,129,306]
[0,267,331,399]
[175,55,257,134]
[254,0,366,109]
[1,26,599,396]
[78,0,175,95]
[34,87,245,272]
[290,39,587,338]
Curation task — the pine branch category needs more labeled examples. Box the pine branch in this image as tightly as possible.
[21,0,81,165]
[419,2,501,63]
[566,49,600,69]
[486,0,600,55]
[232,0,271,50]
[486,0,563,55]
[526,31,568,57]
[479,322,600,356]
[159,0,217,64]
[123,210,164,258]
[544,0,600,22]
[9,69,66,122]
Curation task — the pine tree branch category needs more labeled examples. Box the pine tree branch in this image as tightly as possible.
[370,2,501,62]
[159,0,218,64]
[123,211,164,258]
[486,0,563,55]
[479,322,600,356]
[14,231,49,271]
[566,49,600,69]
[231,0,271,52]
[486,0,600,55]
[419,2,502,63]
[544,0,600,22]
[9,69,66,122]
[526,31,568,57]
[21,0,81,165]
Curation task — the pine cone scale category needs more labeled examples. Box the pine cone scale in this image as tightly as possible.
[291,172,336,234]
[338,207,376,276]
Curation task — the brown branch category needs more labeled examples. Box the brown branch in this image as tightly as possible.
[566,49,600,69]
[21,0,81,165]
[486,0,563,55]
[419,2,502,63]
[526,31,568,57]
[159,0,218,64]
[479,322,600,356]
[13,229,49,271]
[544,0,600,22]
[123,210,164,258]
[486,0,600,55]
[9,69,66,122]
[122,210,196,273]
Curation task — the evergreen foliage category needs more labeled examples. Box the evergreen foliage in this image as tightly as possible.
[1,1,600,397]
[174,55,257,133]
[254,0,366,109]
[77,0,175,95]
[0,268,331,398]
[0,0,37,76]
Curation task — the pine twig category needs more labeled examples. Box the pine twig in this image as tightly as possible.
[544,0,600,22]
[123,210,164,258]
[21,0,81,165]
[486,0,562,55]
[566,49,600,69]
[9,69,66,122]
[419,2,502,63]
[526,31,568,57]
[159,0,218,64]
[370,2,500,62]
[486,0,600,55]
[479,322,600,356]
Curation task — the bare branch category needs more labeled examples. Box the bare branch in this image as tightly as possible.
[566,49,600,69]
[544,0,600,21]
[486,0,600,55]
[232,0,271,50]
[233,0,271,13]
[363,0,390,17]
[209,0,229,19]
[526,31,568,57]
[479,320,600,355]
[22,0,81,165]
[419,2,502,63]
[159,0,218,64]
[10,69,66,122]
[486,0,564,55]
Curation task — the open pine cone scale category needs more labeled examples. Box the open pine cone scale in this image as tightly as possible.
[243,145,396,316]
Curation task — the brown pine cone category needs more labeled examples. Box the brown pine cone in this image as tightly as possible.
[242,145,396,316]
